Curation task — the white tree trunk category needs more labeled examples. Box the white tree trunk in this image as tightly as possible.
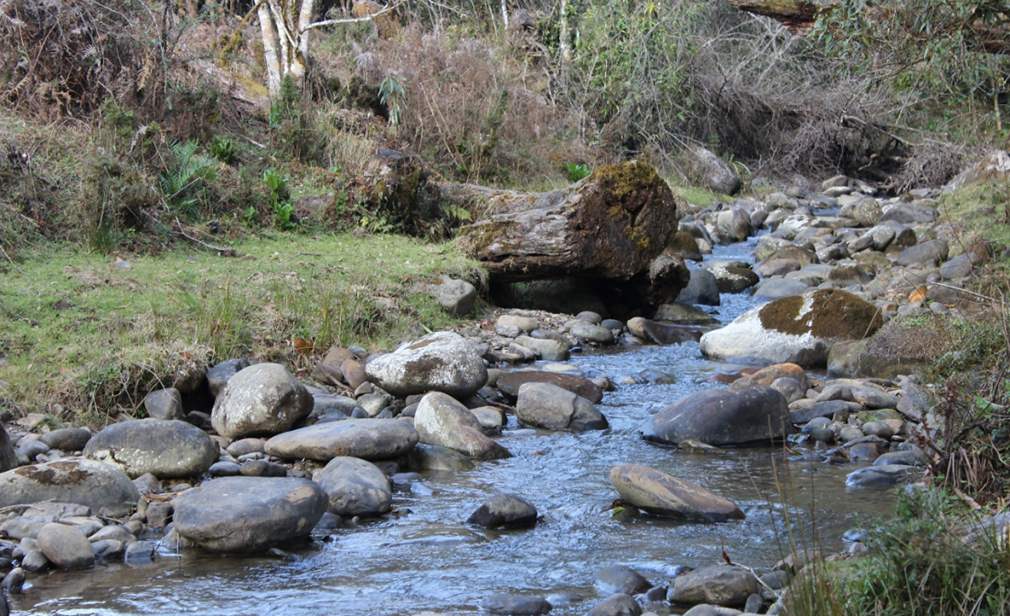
[293,0,316,81]
[259,1,282,96]
[559,0,570,61]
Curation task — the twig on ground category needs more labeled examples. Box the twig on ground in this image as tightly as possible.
[0,244,25,274]
[172,218,241,257]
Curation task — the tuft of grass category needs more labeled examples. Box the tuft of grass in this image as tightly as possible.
[0,234,484,421]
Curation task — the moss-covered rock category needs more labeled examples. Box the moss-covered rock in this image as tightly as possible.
[700,289,883,367]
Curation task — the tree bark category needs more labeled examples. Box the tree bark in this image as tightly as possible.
[258,1,282,96]
[725,0,830,33]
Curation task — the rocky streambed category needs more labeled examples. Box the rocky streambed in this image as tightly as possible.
[1,166,1003,616]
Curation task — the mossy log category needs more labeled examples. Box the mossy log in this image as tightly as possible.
[725,0,830,32]
[454,162,680,283]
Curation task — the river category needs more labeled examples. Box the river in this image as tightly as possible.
[11,237,899,616]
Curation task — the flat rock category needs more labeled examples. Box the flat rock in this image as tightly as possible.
[653,303,719,325]
[365,331,488,398]
[627,317,703,345]
[211,363,313,439]
[845,464,920,487]
[264,419,418,462]
[610,464,744,523]
[83,419,218,479]
[643,387,789,447]
[173,476,327,553]
[496,371,603,404]
[0,459,140,512]
[39,428,92,452]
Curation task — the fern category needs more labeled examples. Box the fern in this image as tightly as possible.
[160,140,218,219]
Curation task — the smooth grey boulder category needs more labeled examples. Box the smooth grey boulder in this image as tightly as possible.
[594,565,652,595]
[789,400,849,425]
[414,392,511,459]
[496,371,603,404]
[895,239,948,268]
[83,419,218,479]
[653,303,719,325]
[700,289,882,367]
[143,388,185,421]
[516,382,608,432]
[313,456,391,517]
[173,476,327,553]
[36,523,94,570]
[211,363,312,439]
[677,268,720,306]
[940,253,976,279]
[570,324,615,345]
[425,275,477,316]
[482,594,552,615]
[705,263,759,294]
[467,493,538,529]
[365,331,488,398]
[0,425,16,473]
[610,464,744,523]
[39,428,92,452]
[0,459,139,512]
[206,358,251,398]
[669,565,759,607]
[264,419,418,462]
[879,201,936,224]
[715,207,751,243]
[644,387,789,447]
[497,314,540,334]
[627,317,703,345]
[585,592,641,616]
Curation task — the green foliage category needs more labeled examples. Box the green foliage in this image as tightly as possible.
[269,73,301,129]
[378,71,408,129]
[836,488,1010,616]
[263,169,296,230]
[159,140,219,220]
[563,162,591,182]
[210,135,236,164]
[812,0,1010,139]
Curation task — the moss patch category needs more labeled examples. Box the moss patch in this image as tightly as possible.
[758,289,883,339]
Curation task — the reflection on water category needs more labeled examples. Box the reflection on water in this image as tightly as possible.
[12,239,899,616]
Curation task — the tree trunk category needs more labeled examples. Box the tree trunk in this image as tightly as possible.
[454,162,680,283]
[259,1,282,96]
[725,0,830,33]
[559,0,570,61]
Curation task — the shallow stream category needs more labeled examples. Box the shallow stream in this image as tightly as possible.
[11,238,900,616]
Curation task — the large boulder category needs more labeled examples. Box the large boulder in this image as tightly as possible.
[699,289,883,367]
[643,386,790,447]
[173,476,328,553]
[211,363,313,439]
[456,162,679,283]
[945,150,1010,191]
[496,371,603,404]
[610,464,744,523]
[515,382,608,432]
[424,275,477,317]
[0,459,140,512]
[691,147,741,195]
[365,331,487,399]
[83,419,218,479]
[313,456,391,517]
[414,392,511,459]
[264,419,418,462]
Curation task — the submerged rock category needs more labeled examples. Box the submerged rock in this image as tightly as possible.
[610,464,744,523]
[467,493,538,529]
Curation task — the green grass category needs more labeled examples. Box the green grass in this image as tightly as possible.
[0,233,484,423]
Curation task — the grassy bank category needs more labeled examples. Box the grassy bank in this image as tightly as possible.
[0,233,483,424]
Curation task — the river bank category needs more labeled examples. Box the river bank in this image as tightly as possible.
[2,161,1010,615]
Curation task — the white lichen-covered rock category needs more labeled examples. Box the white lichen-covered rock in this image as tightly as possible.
[699,289,883,367]
[211,363,312,439]
[365,331,488,398]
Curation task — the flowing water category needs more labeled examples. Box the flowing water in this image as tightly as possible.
[11,237,899,616]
